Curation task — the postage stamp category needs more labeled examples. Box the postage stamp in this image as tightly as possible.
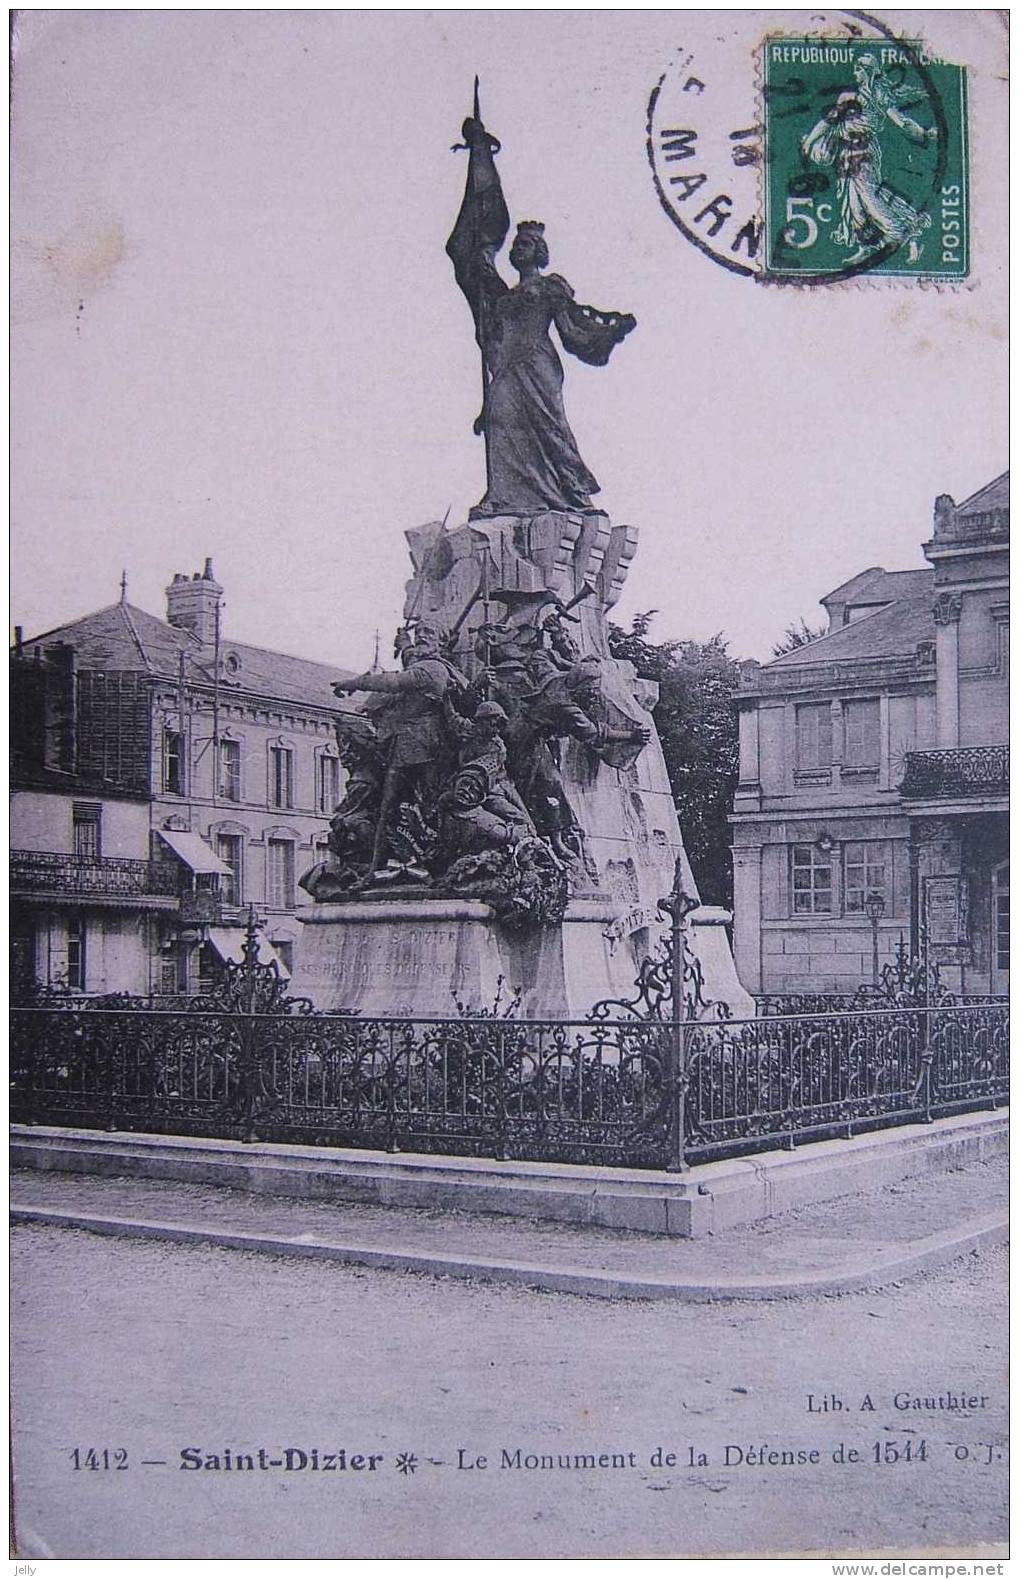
[762,38,969,280]
[646,14,972,285]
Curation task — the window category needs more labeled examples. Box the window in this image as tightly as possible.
[270,745,294,810]
[67,918,87,990]
[216,833,244,906]
[163,727,185,794]
[843,842,889,914]
[197,943,219,996]
[72,802,101,860]
[267,838,296,909]
[995,864,1009,975]
[791,844,833,914]
[796,704,833,770]
[218,738,242,801]
[843,698,880,768]
[318,753,340,814]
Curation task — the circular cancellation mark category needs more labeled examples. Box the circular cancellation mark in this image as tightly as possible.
[646,10,967,285]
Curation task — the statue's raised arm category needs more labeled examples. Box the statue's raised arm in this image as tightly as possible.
[447,84,635,519]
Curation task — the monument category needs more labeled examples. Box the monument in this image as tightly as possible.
[295,88,752,1019]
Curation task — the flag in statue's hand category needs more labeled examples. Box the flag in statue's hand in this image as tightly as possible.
[446,80,510,345]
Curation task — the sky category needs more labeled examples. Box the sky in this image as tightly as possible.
[10,9,1008,668]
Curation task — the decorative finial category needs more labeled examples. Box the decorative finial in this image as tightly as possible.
[119,570,128,604]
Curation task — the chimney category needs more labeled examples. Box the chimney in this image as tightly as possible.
[165,560,223,646]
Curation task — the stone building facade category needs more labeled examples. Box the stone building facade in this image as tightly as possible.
[731,473,1008,997]
[11,563,351,996]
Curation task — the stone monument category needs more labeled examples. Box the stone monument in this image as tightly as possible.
[294,87,752,1019]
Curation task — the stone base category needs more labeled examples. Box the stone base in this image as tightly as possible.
[11,1110,1007,1241]
[293,899,755,1020]
[293,899,637,1018]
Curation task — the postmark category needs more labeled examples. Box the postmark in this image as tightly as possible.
[646,11,969,284]
[762,38,968,279]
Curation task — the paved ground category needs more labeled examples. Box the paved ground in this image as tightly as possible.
[9,1152,1008,1285]
[10,1157,1009,1561]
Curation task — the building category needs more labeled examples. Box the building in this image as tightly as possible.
[11,563,351,996]
[731,473,1008,997]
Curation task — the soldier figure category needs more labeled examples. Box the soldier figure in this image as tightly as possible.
[332,622,469,877]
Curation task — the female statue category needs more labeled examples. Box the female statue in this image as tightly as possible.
[802,55,937,266]
[447,102,635,517]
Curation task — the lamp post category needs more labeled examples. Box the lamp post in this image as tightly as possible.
[865,890,886,987]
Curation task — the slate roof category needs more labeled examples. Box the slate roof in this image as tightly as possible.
[21,601,351,711]
[23,602,193,675]
[956,470,1009,516]
[821,566,933,609]
[769,571,935,669]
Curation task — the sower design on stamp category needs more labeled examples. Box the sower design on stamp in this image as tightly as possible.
[763,38,968,280]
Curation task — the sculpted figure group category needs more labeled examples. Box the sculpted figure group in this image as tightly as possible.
[300,598,650,929]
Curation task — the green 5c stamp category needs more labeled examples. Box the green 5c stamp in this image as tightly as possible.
[763,38,968,280]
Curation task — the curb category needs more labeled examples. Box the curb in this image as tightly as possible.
[10,1203,1008,1304]
[10,1111,1009,1239]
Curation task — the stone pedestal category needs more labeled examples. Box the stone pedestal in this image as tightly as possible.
[301,504,754,1018]
[294,899,755,1021]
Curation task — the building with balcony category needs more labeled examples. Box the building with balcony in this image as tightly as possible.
[731,473,1008,997]
[11,563,353,996]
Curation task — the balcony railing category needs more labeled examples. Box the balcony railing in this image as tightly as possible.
[10,850,181,899]
[900,745,1009,800]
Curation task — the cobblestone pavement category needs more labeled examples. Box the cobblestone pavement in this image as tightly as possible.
[10,1162,1008,1560]
[9,1151,1008,1283]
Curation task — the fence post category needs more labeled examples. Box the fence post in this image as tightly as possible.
[920,916,934,1124]
[663,858,695,1173]
[238,908,262,1143]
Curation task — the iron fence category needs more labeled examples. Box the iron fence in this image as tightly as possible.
[10,998,1008,1170]
[756,990,1007,1017]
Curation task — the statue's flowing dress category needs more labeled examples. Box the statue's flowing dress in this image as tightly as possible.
[446,115,633,517]
[476,270,630,515]
[802,97,932,253]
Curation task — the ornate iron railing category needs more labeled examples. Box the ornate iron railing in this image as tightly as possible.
[900,745,1009,799]
[10,1000,1008,1169]
[10,850,180,899]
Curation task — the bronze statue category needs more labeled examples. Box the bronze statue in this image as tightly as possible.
[447,84,635,518]
[331,622,470,877]
[301,97,652,927]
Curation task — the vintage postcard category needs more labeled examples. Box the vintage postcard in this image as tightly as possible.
[10,8,1008,1564]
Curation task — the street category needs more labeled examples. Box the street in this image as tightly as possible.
[10,1222,1007,1560]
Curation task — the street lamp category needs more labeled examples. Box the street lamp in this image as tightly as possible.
[865,890,886,986]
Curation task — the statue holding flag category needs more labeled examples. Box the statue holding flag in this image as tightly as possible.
[447,86,636,519]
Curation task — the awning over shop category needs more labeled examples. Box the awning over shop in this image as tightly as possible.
[157,829,231,875]
[206,927,291,978]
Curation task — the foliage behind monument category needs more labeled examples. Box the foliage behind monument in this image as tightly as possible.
[608,613,740,908]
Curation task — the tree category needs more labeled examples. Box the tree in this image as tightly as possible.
[771,616,825,656]
[608,612,740,907]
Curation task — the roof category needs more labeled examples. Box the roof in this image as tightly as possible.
[20,601,351,712]
[821,566,933,609]
[22,602,195,676]
[216,639,350,711]
[957,471,1009,517]
[769,575,935,669]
